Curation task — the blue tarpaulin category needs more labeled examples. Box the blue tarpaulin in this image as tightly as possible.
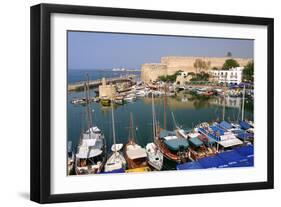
[219,121,233,130]
[198,156,228,168]
[235,145,254,158]
[239,121,252,130]
[176,161,203,170]
[218,150,248,165]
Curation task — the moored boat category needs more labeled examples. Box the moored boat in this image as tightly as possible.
[104,103,126,173]
[75,76,106,175]
[124,113,148,169]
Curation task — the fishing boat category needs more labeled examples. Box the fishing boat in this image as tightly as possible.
[104,103,126,173]
[124,113,148,169]
[67,141,74,175]
[75,75,106,175]
[145,93,163,171]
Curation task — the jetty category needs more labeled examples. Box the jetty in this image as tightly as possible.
[68,74,136,91]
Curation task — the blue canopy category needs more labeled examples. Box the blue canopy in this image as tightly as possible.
[164,138,189,151]
[239,121,252,130]
[218,150,248,165]
[219,121,233,130]
[176,161,203,170]
[198,128,220,142]
[198,156,228,168]
[237,132,254,140]
[232,129,245,135]
[235,145,254,158]
[189,137,203,147]
[210,125,225,135]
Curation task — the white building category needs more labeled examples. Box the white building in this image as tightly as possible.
[210,67,244,85]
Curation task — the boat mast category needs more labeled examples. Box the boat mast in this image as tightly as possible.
[152,93,156,140]
[128,112,135,142]
[241,84,246,121]
[86,74,93,127]
[171,112,178,130]
[111,101,117,153]
[222,73,227,121]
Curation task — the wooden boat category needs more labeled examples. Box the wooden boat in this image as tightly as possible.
[155,131,189,163]
[124,113,148,169]
[104,104,126,172]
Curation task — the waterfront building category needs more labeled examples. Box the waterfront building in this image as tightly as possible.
[98,77,116,99]
[210,67,244,85]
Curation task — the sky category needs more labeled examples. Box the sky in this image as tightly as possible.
[68,31,253,70]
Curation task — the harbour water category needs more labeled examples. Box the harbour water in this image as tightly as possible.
[67,70,254,170]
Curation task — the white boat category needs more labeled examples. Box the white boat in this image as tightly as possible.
[146,143,163,171]
[75,76,106,175]
[136,90,146,97]
[146,93,163,170]
[124,93,136,102]
[111,144,123,152]
[104,103,126,173]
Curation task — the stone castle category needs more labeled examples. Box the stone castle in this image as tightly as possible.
[141,56,252,83]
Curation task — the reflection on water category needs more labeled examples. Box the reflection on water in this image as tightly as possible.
[67,91,253,158]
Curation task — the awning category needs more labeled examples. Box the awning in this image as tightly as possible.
[239,121,252,130]
[210,125,225,135]
[219,121,233,130]
[198,156,228,168]
[176,161,203,170]
[126,148,147,160]
[76,147,103,159]
[235,145,254,158]
[229,157,254,167]
[218,138,243,148]
[164,138,189,151]
[189,137,203,147]
[237,132,254,140]
[218,150,248,165]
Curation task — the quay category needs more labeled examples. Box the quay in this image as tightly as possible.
[68,74,136,91]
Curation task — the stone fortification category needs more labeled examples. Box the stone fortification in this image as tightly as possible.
[141,56,252,83]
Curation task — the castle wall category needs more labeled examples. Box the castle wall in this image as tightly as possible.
[141,56,252,83]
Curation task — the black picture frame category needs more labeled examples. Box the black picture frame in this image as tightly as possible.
[30,3,274,204]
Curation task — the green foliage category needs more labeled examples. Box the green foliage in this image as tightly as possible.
[190,72,210,82]
[222,59,240,70]
[243,61,254,82]
[158,70,183,82]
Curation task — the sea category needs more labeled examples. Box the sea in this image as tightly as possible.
[67,69,254,170]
